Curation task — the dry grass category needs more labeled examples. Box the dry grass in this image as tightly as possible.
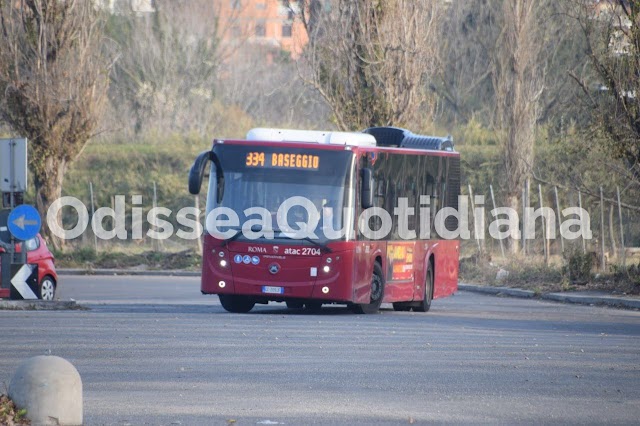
[0,394,30,425]
[460,252,640,296]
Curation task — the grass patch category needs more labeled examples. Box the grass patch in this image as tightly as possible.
[54,248,201,271]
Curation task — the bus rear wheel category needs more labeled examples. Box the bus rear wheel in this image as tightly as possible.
[414,262,433,313]
[219,295,255,313]
[351,262,385,314]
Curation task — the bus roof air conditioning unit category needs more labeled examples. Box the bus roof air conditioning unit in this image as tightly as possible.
[363,127,454,151]
[246,128,377,147]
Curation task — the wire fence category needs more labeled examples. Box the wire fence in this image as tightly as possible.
[463,179,640,270]
[57,178,640,270]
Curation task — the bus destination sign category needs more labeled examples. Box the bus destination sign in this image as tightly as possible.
[246,152,320,171]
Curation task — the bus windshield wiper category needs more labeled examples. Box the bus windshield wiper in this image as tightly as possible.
[297,236,332,253]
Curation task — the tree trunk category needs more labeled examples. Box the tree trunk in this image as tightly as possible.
[609,204,617,258]
[34,157,67,251]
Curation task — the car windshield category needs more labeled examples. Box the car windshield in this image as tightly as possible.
[206,144,354,242]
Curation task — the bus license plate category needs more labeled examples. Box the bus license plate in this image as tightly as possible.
[262,286,284,294]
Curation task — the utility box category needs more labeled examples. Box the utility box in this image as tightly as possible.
[0,138,28,193]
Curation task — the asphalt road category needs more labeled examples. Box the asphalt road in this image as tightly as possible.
[1,276,639,425]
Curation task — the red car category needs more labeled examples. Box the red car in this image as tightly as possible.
[0,234,58,300]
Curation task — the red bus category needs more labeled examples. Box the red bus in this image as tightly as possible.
[189,127,460,314]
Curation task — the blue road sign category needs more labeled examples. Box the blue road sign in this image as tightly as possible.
[8,205,41,241]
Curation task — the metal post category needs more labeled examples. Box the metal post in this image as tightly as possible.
[9,140,16,264]
[617,186,626,268]
[468,184,481,253]
[539,184,548,265]
[578,191,586,254]
[599,187,606,271]
[152,182,162,252]
[490,185,505,258]
[525,178,530,255]
[89,182,98,252]
[522,183,526,253]
[554,186,565,255]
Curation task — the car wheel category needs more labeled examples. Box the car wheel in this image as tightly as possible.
[218,295,255,313]
[39,276,56,301]
[351,262,385,314]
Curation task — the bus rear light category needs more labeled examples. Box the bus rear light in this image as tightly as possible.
[322,286,330,294]
[218,281,226,288]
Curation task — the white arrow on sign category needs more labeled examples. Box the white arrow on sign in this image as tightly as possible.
[12,215,38,231]
[11,264,37,300]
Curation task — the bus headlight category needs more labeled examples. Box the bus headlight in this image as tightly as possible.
[220,259,228,267]
[323,265,330,273]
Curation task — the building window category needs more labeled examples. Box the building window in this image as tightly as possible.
[255,20,266,37]
[282,24,292,38]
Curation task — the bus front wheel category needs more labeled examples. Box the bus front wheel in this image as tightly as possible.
[351,262,385,314]
[219,295,255,313]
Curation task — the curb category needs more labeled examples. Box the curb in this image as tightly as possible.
[458,284,536,298]
[58,268,199,277]
[541,292,640,310]
[459,283,640,310]
[0,300,82,311]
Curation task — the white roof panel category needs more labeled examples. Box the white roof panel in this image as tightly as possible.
[246,128,376,147]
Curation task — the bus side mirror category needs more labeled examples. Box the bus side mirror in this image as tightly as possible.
[189,151,225,203]
[361,168,374,209]
[188,151,211,195]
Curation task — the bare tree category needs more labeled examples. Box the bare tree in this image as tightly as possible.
[218,44,331,130]
[0,0,111,248]
[292,0,443,131]
[492,0,549,253]
[106,0,222,136]
[568,0,640,180]
[436,1,499,125]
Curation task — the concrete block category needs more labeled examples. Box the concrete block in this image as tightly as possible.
[9,355,82,425]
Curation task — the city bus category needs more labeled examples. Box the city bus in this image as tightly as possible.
[189,127,460,314]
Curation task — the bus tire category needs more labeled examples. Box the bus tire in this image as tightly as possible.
[351,262,385,314]
[414,262,433,313]
[219,295,255,313]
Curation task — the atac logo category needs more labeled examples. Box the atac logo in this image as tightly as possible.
[273,245,279,254]
[248,246,267,253]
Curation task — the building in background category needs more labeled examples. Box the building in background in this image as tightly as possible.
[215,0,308,59]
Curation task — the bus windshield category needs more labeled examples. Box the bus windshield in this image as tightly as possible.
[206,144,354,242]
